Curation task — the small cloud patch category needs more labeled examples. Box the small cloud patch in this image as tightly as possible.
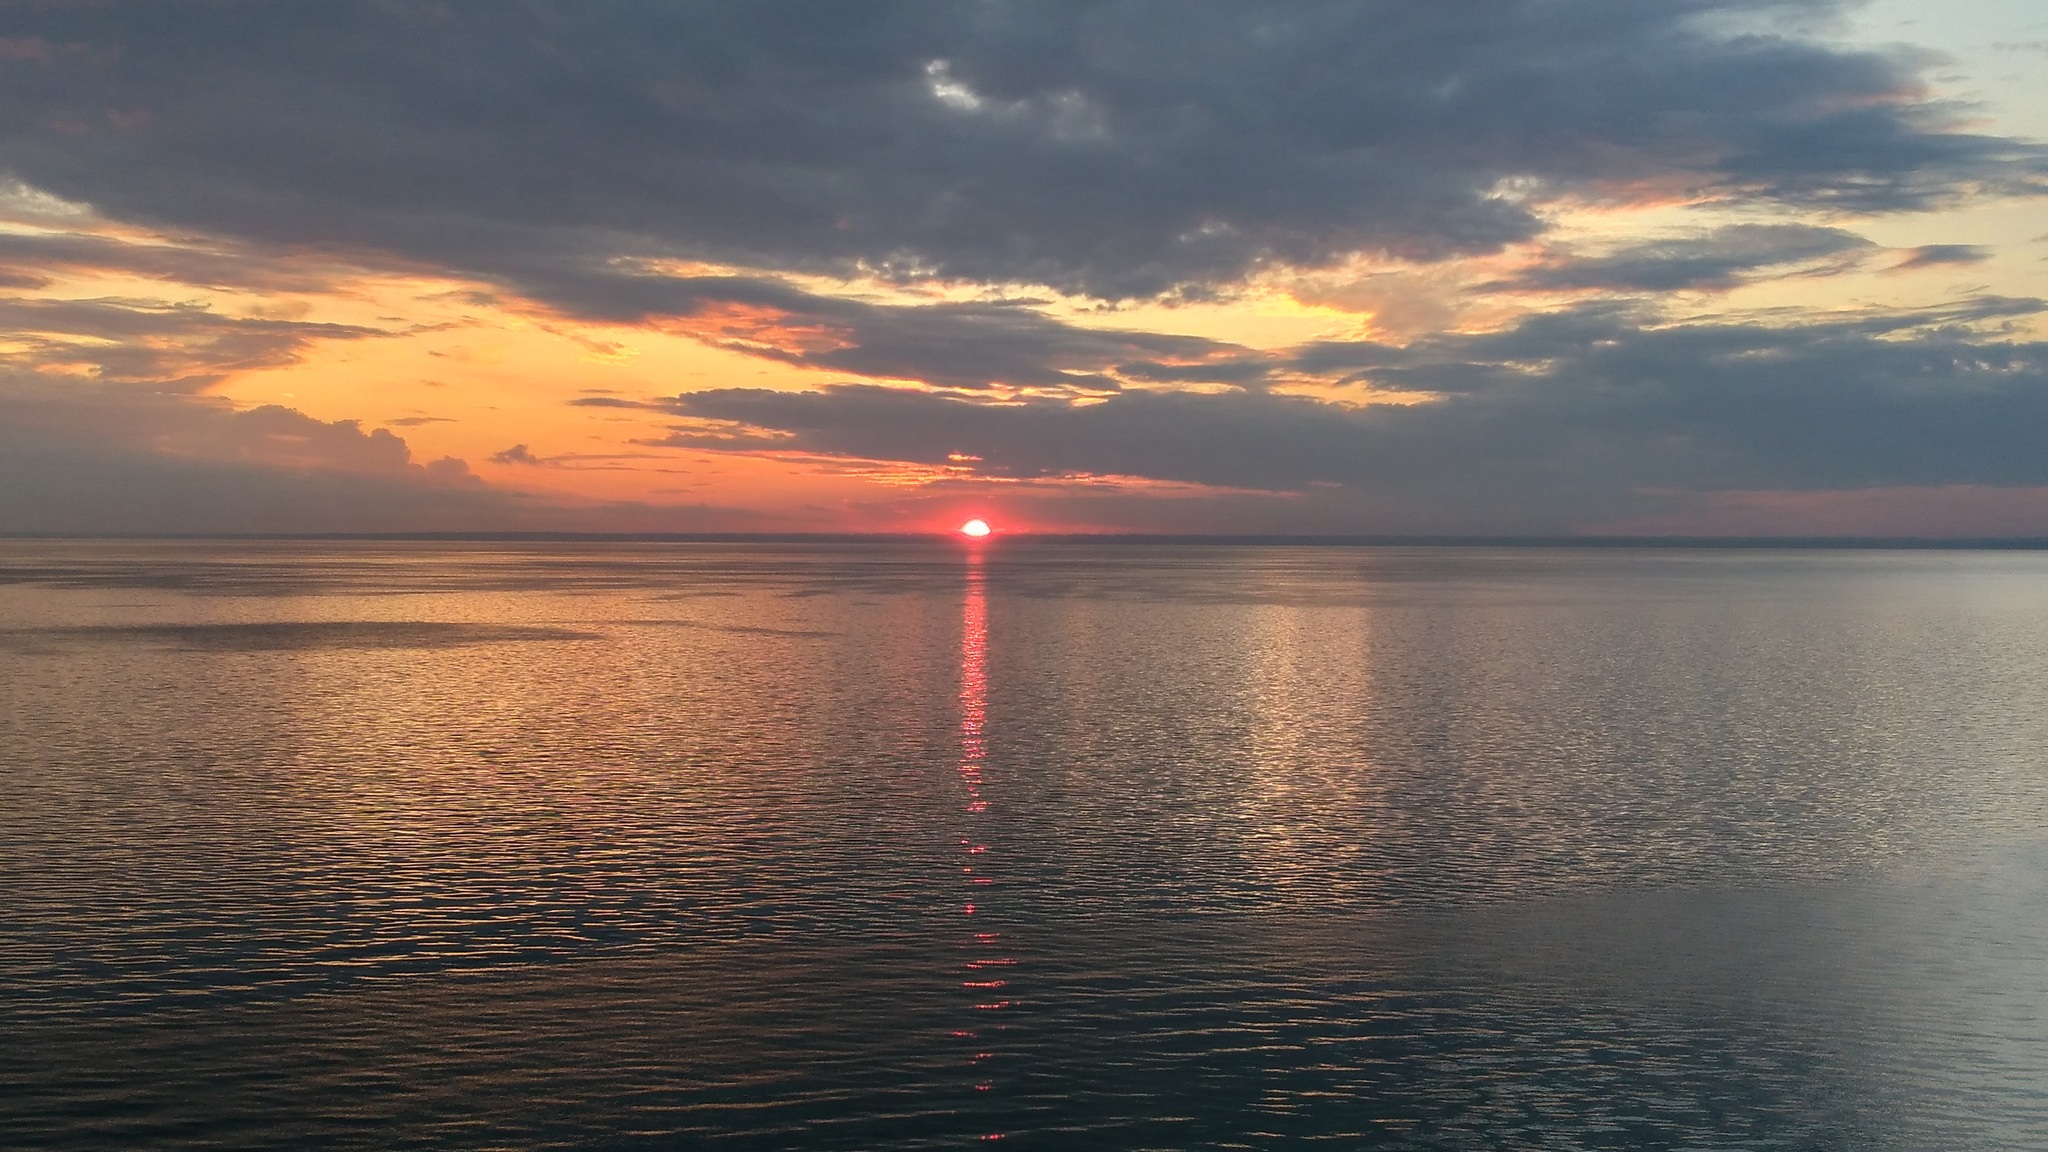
[1892,245,1991,270]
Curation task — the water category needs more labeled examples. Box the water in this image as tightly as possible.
[2,540,2045,1149]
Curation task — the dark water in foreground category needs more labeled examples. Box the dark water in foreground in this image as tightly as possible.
[2,540,2045,1149]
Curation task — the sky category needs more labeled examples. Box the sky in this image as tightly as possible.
[2,0,2046,536]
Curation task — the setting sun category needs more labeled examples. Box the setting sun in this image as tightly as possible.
[959,519,992,538]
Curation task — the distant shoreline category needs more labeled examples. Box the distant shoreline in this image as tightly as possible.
[5,532,2048,550]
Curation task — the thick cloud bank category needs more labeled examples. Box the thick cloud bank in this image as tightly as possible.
[0,381,507,534]
[2,0,2040,299]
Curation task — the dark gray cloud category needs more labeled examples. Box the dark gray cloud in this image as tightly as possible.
[1,1,2039,299]
[527,269,1257,390]
[0,381,511,533]
[1499,224,1874,293]
[648,298,2048,531]
[0,381,770,534]
[0,228,360,294]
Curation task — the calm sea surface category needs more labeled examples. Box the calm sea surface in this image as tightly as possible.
[3,540,2046,1149]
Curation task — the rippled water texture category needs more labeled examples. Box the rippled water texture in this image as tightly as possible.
[3,540,2046,1149]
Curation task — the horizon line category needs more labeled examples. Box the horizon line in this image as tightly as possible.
[6,531,2048,550]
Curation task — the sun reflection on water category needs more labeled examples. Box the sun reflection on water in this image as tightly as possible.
[954,549,1010,1139]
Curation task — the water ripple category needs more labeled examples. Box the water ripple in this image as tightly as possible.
[3,540,2046,1148]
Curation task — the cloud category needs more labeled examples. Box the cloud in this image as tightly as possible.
[0,380,518,534]
[1499,224,1875,293]
[0,227,364,295]
[491,444,541,465]
[1892,243,1991,270]
[525,269,1259,391]
[0,233,780,533]
[0,226,532,529]
[0,295,380,391]
[1592,485,2048,537]
[0,379,784,534]
[646,297,2048,531]
[0,1,2039,299]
